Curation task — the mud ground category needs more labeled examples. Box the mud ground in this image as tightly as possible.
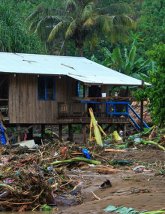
[57,148,165,214]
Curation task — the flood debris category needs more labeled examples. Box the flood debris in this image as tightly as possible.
[89,108,106,146]
[0,141,92,211]
[0,122,165,212]
[16,139,38,149]
[99,179,112,189]
[127,126,165,151]
[104,205,165,214]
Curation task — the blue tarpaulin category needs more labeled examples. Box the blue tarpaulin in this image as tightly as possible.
[0,122,7,145]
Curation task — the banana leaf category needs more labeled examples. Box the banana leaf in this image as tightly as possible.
[141,140,165,151]
[89,108,103,146]
[142,210,165,214]
[51,157,101,166]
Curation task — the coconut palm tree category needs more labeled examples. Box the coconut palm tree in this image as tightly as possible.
[27,0,134,56]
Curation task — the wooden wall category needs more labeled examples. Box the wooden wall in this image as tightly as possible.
[8,74,76,124]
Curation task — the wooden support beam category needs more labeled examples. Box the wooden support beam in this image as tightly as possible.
[82,124,87,144]
[68,124,73,142]
[59,124,63,142]
[41,124,45,139]
[140,80,144,131]
[17,125,21,142]
[123,124,127,139]
[28,126,33,140]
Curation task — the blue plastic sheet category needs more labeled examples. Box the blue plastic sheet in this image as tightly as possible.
[0,122,7,145]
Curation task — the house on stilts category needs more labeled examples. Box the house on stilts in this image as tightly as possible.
[0,52,149,141]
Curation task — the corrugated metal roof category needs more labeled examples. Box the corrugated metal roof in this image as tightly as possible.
[0,52,145,86]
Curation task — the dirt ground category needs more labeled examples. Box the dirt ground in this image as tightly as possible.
[57,148,165,214]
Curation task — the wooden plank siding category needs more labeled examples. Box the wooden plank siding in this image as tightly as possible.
[8,74,77,124]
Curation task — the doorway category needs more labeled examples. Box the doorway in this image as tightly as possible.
[88,85,101,114]
[0,74,9,118]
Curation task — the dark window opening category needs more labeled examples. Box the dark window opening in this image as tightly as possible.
[38,76,55,100]
[88,85,101,97]
[76,81,84,98]
[0,75,8,99]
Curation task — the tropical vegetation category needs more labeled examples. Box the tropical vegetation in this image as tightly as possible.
[0,0,164,126]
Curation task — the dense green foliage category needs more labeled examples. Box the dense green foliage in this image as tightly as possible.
[138,0,165,51]
[92,42,150,79]
[147,44,165,126]
[0,0,45,53]
[0,0,164,125]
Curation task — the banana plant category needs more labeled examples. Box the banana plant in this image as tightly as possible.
[93,43,151,80]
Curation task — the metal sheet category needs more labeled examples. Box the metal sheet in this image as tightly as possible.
[0,52,147,86]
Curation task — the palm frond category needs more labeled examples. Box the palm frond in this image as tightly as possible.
[113,15,134,27]
[97,2,132,16]
[81,2,95,21]
[95,15,114,33]
[128,45,136,65]
[48,21,64,42]
[65,0,77,12]
[29,20,39,33]
[87,33,99,49]
[65,20,76,38]
[111,48,123,71]
[26,4,45,22]
[83,17,95,28]
[102,15,114,33]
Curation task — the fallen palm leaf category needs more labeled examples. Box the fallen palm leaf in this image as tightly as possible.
[141,140,165,151]
[142,210,165,214]
[51,157,101,166]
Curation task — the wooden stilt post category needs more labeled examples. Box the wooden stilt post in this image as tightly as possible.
[123,124,127,139]
[28,126,33,140]
[140,80,144,132]
[68,124,73,142]
[17,125,21,142]
[82,124,87,144]
[59,124,63,142]
[41,124,45,139]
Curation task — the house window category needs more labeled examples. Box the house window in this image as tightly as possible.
[76,81,84,98]
[38,76,55,100]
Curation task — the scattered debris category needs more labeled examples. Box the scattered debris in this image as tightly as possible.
[100,179,112,189]
[112,131,123,143]
[16,139,38,149]
[0,123,165,212]
[104,205,139,213]
[133,165,146,173]
[104,148,127,153]
[89,108,106,146]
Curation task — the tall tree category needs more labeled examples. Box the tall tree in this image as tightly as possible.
[27,0,134,56]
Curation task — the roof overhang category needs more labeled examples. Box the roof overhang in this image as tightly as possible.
[0,52,150,86]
